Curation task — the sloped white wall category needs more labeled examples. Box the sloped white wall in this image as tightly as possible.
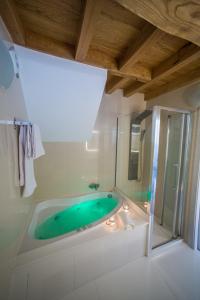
[15,46,107,142]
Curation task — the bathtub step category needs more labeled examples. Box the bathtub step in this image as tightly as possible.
[10,222,148,300]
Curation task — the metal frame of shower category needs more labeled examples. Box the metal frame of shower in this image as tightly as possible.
[147,106,191,256]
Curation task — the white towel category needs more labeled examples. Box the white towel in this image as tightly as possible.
[19,124,45,197]
[32,124,45,159]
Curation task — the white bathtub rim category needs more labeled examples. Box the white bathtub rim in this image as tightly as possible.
[34,191,119,213]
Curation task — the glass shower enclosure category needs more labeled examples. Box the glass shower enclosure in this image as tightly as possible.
[116,105,191,254]
[147,106,190,252]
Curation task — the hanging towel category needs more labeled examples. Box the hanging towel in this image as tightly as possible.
[18,125,26,186]
[32,124,45,159]
[26,124,34,158]
[18,124,45,197]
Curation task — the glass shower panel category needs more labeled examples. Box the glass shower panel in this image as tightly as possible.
[116,113,152,212]
[161,113,184,236]
[152,111,185,248]
[140,115,153,209]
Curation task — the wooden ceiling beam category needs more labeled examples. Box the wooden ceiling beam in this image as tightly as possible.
[75,0,102,61]
[145,67,200,100]
[26,30,75,59]
[0,0,25,45]
[115,0,200,47]
[26,30,151,82]
[119,24,162,71]
[111,66,151,83]
[106,76,131,94]
[106,65,152,94]
[106,24,160,93]
[124,43,200,97]
[124,81,144,96]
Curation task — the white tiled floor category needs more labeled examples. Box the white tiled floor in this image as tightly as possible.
[10,242,200,300]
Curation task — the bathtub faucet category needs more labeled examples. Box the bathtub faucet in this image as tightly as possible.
[89,183,100,190]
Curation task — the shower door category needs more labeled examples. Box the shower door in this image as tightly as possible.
[149,107,190,251]
[160,113,185,238]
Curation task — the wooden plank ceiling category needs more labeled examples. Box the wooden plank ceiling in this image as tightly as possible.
[1,0,200,100]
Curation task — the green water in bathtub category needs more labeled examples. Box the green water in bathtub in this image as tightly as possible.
[35,197,118,240]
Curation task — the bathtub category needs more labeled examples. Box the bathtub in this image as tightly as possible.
[20,192,122,253]
[14,192,149,294]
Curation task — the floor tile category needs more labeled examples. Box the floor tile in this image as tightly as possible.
[95,257,176,300]
[152,244,200,300]
[61,281,99,300]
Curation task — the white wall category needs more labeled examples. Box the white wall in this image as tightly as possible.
[33,91,119,200]
[16,45,107,142]
[0,29,34,299]
[147,82,200,111]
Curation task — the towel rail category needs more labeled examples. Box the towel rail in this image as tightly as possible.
[0,118,32,129]
[0,119,32,127]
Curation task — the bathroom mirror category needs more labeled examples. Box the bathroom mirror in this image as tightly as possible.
[0,40,15,90]
[128,110,152,181]
[128,122,141,180]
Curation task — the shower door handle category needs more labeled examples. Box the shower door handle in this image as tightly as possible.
[173,163,179,190]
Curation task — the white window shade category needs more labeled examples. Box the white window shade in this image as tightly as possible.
[15,45,107,142]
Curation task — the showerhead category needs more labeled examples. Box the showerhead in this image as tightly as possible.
[132,110,152,124]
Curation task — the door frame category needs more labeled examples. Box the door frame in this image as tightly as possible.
[185,108,200,251]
